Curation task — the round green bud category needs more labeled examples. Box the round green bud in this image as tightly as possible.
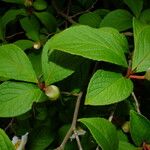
[33,0,47,11]
[145,68,150,80]
[45,85,60,101]
[122,121,130,133]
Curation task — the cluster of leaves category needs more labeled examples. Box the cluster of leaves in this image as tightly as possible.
[0,0,150,149]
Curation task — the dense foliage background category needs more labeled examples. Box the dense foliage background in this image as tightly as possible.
[0,0,150,150]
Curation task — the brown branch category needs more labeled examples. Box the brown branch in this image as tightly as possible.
[52,0,76,24]
[55,92,83,150]
[74,130,83,150]
[129,75,145,80]
[70,0,98,18]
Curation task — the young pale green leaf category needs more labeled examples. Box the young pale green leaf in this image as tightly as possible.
[123,0,143,17]
[0,44,37,83]
[42,41,86,85]
[119,141,138,150]
[0,128,15,150]
[78,12,102,28]
[20,16,40,41]
[0,81,44,117]
[85,70,133,105]
[79,117,119,150]
[100,9,133,32]
[14,39,33,51]
[48,25,128,67]
[130,110,150,146]
[132,26,150,72]
[34,12,57,32]
[28,126,54,150]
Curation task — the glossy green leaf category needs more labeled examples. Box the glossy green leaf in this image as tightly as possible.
[34,12,57,32]
[42,40,86,85]
[79,117,119,150]
[119,141,137,150]
[48,25,128,67]
[123,0,143,17]
[100,9,133,32]
[85,70,133,105]
[78,12,102,28]
[0,128,15,150]
[14,39,33,51]
[28,126,54,150]
[130,110,150,146]
[0,44,37,83]
[132,26,150,72]
[0,81,44,117]
[20,16,40,41]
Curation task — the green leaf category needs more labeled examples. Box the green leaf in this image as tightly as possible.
[85,70,133,105]
[0,128,15,150]
[14,39,33,51]
[123,0,143,17]
[140,9,150,24]
[132,18,147,43]
[1,9,26,39]
[34,12,57,33]
[100,9,133,32]
[28,52,42,78]
[119,141,137,150]
[132,26,150,72]
[0,81,44,117]
[48,25,128,67]
[28,126,54,150]
[2,9,26,28]
[130,110,150,146]
[2,0,24,5]
[20,16,40,41]
[78,12,102,28]
[42,40,86,85]
[79,117,119,150]
[0,44,37,83]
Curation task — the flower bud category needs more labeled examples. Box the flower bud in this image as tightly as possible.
[145,68,150,80]
[33,41,41,50]
[122,121,130,133]
[45,85,60,101]
[24,0,32,7]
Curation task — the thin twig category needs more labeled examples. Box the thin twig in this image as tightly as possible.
[132,92,141,114]
[52,0,76,24]
[122,32,133,36]
[70,0,98,18]
[61,91,79,97]
[6,32,24,39]
[55,92,83,150]
[5,118,14,131]
[74,130,83,150]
